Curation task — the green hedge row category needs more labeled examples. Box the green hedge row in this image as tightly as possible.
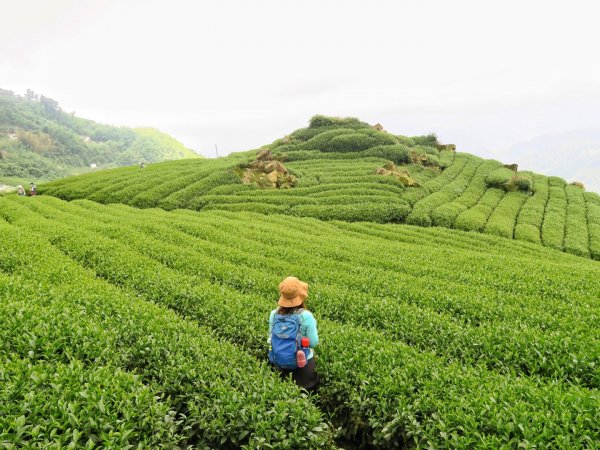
[406,158,482,226]
[484,191,529,239]
[564,185,590,257]
[402,154,469,206]
[585,193,600,260]
[455,188,504,233]
[164,170,242,210]
[541,184,567,250]
[431,160,501,228]
[514,175,549,244]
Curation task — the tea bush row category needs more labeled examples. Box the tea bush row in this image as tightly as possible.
[585,192,600,260]
[406,158,482,226]
[430,160,501,227]
[484,191,529,238]
[514,175,549,244]
[540,187,566,252]
[564,185,590,257]
[402,154,469,206]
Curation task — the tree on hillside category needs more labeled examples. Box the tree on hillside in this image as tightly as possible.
[40,95,60,117]
[25,89,39,102]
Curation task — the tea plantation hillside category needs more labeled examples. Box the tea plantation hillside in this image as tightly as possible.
[0,88,199,185]
[41,115,600,260]
[1,194,599,448]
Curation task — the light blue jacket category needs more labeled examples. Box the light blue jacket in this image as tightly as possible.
[269,309,319,360]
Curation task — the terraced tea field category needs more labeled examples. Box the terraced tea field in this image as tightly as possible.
[1,194,599,448]
[40,118,600,260]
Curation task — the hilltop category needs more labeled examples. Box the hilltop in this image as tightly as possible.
[41,115,600,260]
[0,88,199,186]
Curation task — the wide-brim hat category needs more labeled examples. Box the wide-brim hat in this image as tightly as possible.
[278,276,308,308]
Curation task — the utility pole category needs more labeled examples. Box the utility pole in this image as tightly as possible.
[215,144,219,158]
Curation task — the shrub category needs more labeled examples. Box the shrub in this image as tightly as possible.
[359,128,399,146]
[292,201,410,222]
[585,193,600,261]
[511,174,534,192]
[486,168,514,188]
[424,154,441,167]
[327,133,374,152]
[308,115,370,129]
[454,189,505,232]
[484,192,528,239]
[548,176,567,187]
[269,143,300,153]
[486,168,533,192]
[513,176,548,244]
[408,159,480,227]
[541,186,567,250]
[410,133,438,147]
[395,135,416,147]
[439,150,455,168]
[563,185,590,257]
[302,128,355,151]
[430,160,500,228]
[364,144,411,164]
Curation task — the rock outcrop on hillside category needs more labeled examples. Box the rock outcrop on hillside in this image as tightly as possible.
[375,161,419,186]
[238,149,297,188]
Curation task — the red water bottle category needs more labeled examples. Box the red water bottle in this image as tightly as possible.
[296,337,309,368]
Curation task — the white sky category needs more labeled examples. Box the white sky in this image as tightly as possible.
[2,0,600,161]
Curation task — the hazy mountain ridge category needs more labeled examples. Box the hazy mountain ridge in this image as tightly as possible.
[497,129,600,193]
[0,88,199,185]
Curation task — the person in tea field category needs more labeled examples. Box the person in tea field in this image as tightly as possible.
[17,185,25,196]
[29,182,37,196]
[268,276,320,391]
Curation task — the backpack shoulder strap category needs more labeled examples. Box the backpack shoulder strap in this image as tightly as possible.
[295,308,304,324]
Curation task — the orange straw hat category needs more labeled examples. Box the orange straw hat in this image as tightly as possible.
[278,276,309,308]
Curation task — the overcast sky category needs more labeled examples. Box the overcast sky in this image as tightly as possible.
[2,0,600,165]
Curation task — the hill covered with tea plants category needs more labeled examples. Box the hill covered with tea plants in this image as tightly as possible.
[1,194,599,448]
[0,88,199,186]
[41,115,600,260]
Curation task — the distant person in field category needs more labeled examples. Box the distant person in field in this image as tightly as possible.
[29,182,37,196]
[268,276,320,392]
[139,161,145,169]
[17,185,25,196]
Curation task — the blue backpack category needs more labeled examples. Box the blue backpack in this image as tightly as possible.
[269,312,309,370]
